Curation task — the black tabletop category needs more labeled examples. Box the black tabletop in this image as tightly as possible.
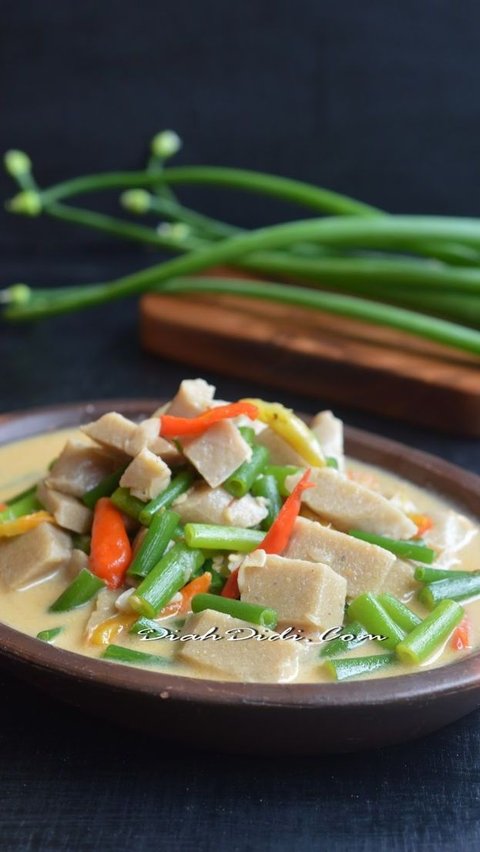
[1,258,479,852]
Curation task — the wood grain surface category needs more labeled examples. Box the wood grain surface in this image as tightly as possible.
[140,292,480,436]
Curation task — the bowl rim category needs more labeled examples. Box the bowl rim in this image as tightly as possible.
[0,397,479,711]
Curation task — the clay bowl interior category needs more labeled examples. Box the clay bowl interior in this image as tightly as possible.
[0,399,479,755]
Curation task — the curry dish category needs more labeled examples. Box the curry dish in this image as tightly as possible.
[0,380,478,683]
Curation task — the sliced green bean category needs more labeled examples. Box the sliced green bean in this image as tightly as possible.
[349,530,436,564]
[263,465,302,497]
[184,523,264,552]
[209,569,227,594]
[418,573,480,609]
[101,644,172,666]
[377,594,422,633]
[0,485,41,521]
[36,627,63,643]
[224,445,270,498]
[127,509,180,579]
[326,457,339,469]
[191,592,278,629]
[414,566,473,583]
[251,474,282,530]
[130,543,204,618]
[138,470,195,526]
[82,464,128,509]
[110,486,146,521]
[319,621,373,658]
[325,653,395,681]
[347,593,406,650]
[49,568,105,612]
[238,426,256,446]
[396,600,464,664]
[129,617,173,638]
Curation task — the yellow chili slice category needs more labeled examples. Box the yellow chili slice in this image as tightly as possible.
[0,511,55,538]
[241,398,325,467]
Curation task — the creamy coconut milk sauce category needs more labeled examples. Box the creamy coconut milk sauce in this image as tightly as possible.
[0,428,478,684]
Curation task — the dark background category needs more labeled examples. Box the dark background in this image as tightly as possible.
[1,2,480,850]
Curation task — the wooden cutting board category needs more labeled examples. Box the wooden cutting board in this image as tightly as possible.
[140,289,480,436]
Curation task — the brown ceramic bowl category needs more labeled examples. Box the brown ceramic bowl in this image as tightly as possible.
[0,399,479,754]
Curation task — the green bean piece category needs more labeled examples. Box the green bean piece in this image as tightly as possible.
[101,644,172,666]
[238,426,256,446]
[110,486,146,521]
[127,509,180,579]
[325,653,396,681]
[326,457,339,469]
[138,470,195,526]
[36,627,63,643]
[130,543,205,618]
[184,523,264,552]
[418,573,480,610]
[129,617,173,639]
[251,474,282,530]
[349,530,436,564]
[414,566,473,583]
[209,569,227,594]
[0,485,41,522]
[347,593,406,650]
[319,621,373,658]
[377,594,422,633]
[191,593,278,629]
[49,568,105,612]
[396,599,464,664]
[82,464,128,509]
[71,533,91,554]
[263,465,303,497]
[224,445,270,498]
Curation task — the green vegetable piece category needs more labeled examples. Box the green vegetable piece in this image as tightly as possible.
[130,543,204,618]
[49,568,105,612]
[396,599,464,664]
[110,486,146,521]
[418,573,480,610]
[127,509,180,579]
[263,465,302,497]
[251,474,282,530]
[82,464,128,509]
[325,653,395,681]
[347,593,406,650]
[71,533,91,554]
[184,523,264,552]
[138,470,195,526]
[129,617,173,638]
[326,457,339,469]
[319,621,373,658]
[101,644,172,667]
[191,592,278,629]
[349,530,436,564]
[0,485,41,522]
[377,594,422,633]
[224,444,270,499]
[238,426,256,446]
[414,566,473,584]
[36,627,63,643]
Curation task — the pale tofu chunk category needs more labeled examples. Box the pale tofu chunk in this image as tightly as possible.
[66,548,90,580]
[286,468,417,539]
[127,418,180,463]
[82,412,136,455]
[380,559,419,600]
[177,609,301,682]
[173,485,233,525]
[0,523,72,589]
[256,427,307,466]
[238,550,346,631]
[46,439,118,497]
[310,411,345,472]
[182,421,251,488]
[166,378,215,417]
[284,516,395,599]
[38,481,92,534]
[120,448,171,501]
[85,588,118,639]
[224,494,268,528]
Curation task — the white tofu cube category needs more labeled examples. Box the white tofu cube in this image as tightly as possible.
[120,448,171,501]
[182,421,251,488]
